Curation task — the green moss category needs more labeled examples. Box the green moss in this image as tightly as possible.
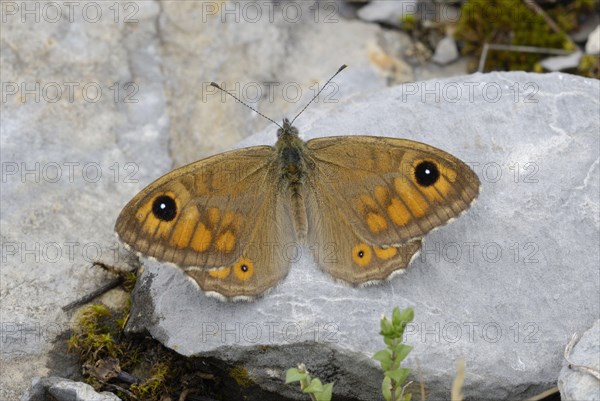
[455,0,595,72]
[578,54,600,78]
[400,14,416,31]
[229,365,254,388]
[68,304,121,362]
[65,268,204,401]
[130,361,172,399]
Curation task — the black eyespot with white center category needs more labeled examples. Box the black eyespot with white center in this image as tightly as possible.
[152,195,177,221]
[241,264,249,272]
[358,250,364,258]
[414,161,440,187]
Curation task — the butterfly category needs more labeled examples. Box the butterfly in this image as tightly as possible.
[115,66,480,300]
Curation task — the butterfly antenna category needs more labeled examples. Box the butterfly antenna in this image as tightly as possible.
[290,64,347,125]
[210,82,283,129]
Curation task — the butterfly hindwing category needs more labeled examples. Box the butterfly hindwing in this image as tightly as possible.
[306,184,423,284]
[184,189,296,299]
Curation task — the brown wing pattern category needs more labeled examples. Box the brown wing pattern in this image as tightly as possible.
[304,136,479,284]
[116,146,275,269]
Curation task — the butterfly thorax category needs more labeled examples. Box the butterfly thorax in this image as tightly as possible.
[274,119,309,186]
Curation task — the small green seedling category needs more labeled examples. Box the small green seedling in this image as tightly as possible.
[285,363,334,401]
[373,306,415,401]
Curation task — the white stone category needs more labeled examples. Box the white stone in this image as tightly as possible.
[21,377,122,401]
[357,0,418,26]
[48,379,122,401]
[585,25,600,54]
[431,36,459,65]
[541,50,582,71]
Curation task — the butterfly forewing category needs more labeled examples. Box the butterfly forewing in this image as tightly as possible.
[306,136,480,246]
[117,146,276,268]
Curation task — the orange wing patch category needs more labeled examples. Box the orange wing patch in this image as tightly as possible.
[387,198,411,226]
[169,206,200,248]
[215,231,236,253]
[366,212,388,233]
[394,177,429,217]
[352,243,373,267]
[190,223,212,252]
[373,246,397,260]
[233,257,254,281]
[208,266,231,279]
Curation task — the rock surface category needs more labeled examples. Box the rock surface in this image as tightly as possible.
[21,377,122,401]
[158,0,414,167]
[1,2,168,400]
[2,1,599,400]
[126,72,600,400]
[357,0,417,27]
[0,1,417,399]
[431,36,459,65]
[558,320,600,401]
[541,50,583,72]
[586,25,600,55]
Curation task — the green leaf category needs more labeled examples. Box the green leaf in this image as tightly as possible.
[391,327,404,339]
[373,349,393,369]
[314,382,334,401]
[399,307,414,324]
[385,367,410,385]
[392,344,412,363]
[382,375,392,401]
[285,368,308,383]
[380,316,394,336]
[304,378,324,393]
[392,307,402,326]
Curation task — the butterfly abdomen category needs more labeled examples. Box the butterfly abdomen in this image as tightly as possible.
[281,151,308,242]
[275,135,310,242]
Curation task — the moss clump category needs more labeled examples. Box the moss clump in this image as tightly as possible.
[578,54,600,78]
[67,304,124,363]
[68,301,216,400]
[129,360,172,399]
[455,0,596,71]
[229,365,254,388]
[65,266,217,401]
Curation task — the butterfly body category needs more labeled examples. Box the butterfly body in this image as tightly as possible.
[116,119,480,300]
[275,120,311,241]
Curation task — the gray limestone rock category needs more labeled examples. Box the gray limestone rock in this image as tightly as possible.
[357,0,418,26]
[158,1,412,167]
[558,320,600,401]
[1,1,168,399]
[431,36,459,65]
[125,72,600,400]
[2,2,599,400]
[48,379,122,401]
[541,50,583,72]
[20,377,121,401]
[586,25,600,55]
[1,2,419,398]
